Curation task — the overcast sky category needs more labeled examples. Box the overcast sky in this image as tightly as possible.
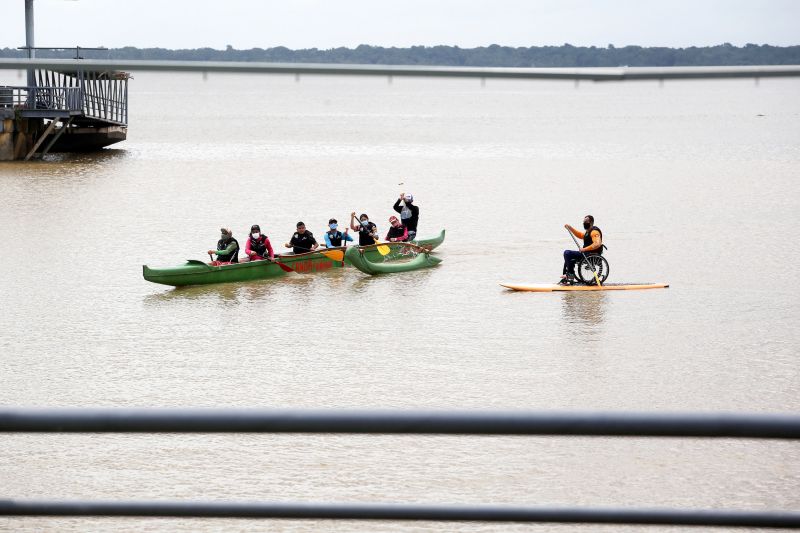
[3,0,798,50]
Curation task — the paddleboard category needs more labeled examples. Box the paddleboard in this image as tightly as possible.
[500,283,669,292]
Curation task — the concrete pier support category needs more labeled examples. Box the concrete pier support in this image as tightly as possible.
[0,111,42,160]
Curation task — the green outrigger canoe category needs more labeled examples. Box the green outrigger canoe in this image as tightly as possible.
[344,245,442,275]
[142,230,445,287]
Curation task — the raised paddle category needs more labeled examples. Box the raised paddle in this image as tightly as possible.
[566,227,602,287]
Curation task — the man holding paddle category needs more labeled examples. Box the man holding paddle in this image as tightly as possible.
[208,228,239,264]
[285,222,319,254]
[561,215,603,284]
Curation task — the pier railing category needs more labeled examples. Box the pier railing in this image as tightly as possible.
[0,69,128,125]
[1,408,799,528]
[0,85,82,112]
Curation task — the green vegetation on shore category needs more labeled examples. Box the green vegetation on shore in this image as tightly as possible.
[1,43,798,67]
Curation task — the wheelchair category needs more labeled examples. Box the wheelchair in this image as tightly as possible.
[574,246,610,285]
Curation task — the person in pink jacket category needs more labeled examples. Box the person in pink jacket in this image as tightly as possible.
[244,224,274,261]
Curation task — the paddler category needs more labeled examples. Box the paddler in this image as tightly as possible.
[561,215,603,284]
[245,224,274,261]
[285,221,318,254]
[350,212,379,246]
[324,218,354,248]
[385,215,409,242]
[393,192,419,241]
[208,227,239,264]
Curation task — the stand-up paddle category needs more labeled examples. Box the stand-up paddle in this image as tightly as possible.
[567,227,602,287]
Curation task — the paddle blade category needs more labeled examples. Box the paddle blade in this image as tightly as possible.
[376,243,391,256]
[275,261,294,273]
[320,249,344,262]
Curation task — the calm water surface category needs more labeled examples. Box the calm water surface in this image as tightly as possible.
[1,73,798,532]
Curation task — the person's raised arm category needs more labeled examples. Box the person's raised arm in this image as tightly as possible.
[350,212,359,232]
[393,196,403,213]
[565,224,585,239]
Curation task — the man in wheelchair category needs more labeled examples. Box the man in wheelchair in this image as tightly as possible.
[560,215,604,285]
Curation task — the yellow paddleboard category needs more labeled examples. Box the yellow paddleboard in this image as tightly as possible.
[500,283,669,292]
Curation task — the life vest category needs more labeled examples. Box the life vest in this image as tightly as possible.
[327,230,344,247]
[583,226,603,255]
[358,223,377,246]
[216,237,239,263]
[249,234,269,256]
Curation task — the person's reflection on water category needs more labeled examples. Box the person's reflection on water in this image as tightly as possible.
[560,292,608,337]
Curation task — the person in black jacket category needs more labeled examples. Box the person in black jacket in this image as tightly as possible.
[350,212,379,246]
[285,221,318,254]
[393,192,419,241]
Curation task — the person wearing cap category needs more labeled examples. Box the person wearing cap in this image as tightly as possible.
[285,221,318,254]
[350,212,378,246]
[393,192,419,241]
[244,224,274,261]
[385,215,409,242]
[207,228,239,264]
[324,218,354,248]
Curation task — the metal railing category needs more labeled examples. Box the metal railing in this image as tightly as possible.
[0,86,81,112]
[2,408,799,528]
[1,69,128,125]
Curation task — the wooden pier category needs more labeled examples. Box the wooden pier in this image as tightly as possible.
[0,67,128,160]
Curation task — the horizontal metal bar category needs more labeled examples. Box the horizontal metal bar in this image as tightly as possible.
[1,59,799,81]
[1,409,798,438]
[1,500,798,527]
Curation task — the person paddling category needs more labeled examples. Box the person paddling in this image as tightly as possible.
[285,221,318,254]
[385,215,409,242]
[350,212,379,246]
[324,218,354,248]
[561,215,603,284]
[208,227,239,264]
[393,192,419,241]
[245,224,274,261]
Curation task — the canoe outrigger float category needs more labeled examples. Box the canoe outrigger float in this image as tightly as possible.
[143,230,445,287]
[345,244,442,275]
[500,282,669,292]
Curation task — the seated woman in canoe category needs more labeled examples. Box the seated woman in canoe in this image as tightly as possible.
[208,228,239,265]
[385,215,409,242]
[323,218,354,248]
[244,224,274,261]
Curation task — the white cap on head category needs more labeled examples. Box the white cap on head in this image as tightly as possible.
[404,194,413,202]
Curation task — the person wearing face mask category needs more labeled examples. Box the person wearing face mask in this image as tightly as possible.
[350,212,378,246]
[560,215,603,284]
[285,221,318,254]
[385,215,409,242]
[207,227,239,264]
[244,224,274,261]
[393,192,419,241]
[324,218,354,248]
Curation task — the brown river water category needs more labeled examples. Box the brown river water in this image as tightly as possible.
[0,72,798,532]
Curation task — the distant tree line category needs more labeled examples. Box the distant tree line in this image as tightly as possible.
[1,43,798,67]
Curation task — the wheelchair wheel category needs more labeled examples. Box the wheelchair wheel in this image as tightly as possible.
[577,255,609,285]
